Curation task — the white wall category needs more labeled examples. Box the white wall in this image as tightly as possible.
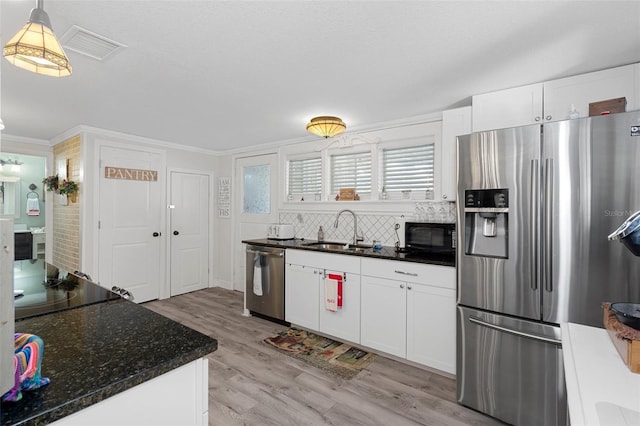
[74,127,218,298]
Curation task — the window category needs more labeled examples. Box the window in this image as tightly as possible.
[287,156,322,198]
[381,144,434,198]
[330,151,371,195]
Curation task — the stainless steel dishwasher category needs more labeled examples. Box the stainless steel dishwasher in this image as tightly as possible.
[245,244,285,321]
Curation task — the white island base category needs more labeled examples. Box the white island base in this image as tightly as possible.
[51,357,209,426]
[561,323,640,426]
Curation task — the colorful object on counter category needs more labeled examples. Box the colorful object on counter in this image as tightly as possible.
[2,333,50,402]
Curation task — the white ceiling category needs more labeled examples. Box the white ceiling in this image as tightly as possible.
[1,0,639,153]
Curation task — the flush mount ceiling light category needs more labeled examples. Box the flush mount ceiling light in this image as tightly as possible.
[306,116,346,138]
[3,0,72,77]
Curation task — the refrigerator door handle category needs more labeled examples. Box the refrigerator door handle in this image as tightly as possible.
[544,158,554,293]
[469,316,562,345]
[530,159,539,290]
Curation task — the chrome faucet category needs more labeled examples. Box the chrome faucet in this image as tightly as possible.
[334,209,363,246]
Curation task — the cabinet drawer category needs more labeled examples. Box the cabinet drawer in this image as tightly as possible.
[361,258,455,289]
[286,249,360,274]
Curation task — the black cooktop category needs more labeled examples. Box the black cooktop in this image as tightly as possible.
[14,259,121,320]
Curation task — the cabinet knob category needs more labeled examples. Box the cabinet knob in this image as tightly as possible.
[407,285,413,290]
[546,115,552,120]
[173,230,179,236]
[534,116,541,122]
[400,283,405,289]
[442,194,448,199]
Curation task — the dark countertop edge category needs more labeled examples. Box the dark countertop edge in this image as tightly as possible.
[5,298,219,426]
[242,238,456,267]
[31,343,218,426]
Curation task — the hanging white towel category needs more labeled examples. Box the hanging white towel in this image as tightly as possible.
[325,276,339,312]
[253,253,263,296]
[26,198,40,216]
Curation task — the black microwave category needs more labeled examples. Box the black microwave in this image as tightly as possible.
[405,222,456,256]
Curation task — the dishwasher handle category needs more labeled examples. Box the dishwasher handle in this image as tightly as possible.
[246,249,284,257]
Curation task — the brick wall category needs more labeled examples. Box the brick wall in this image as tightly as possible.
[52,135,81,271]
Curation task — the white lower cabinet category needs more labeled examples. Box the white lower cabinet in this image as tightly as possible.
[319,271,360,344]
[285,262,321,330]
[406,281,456,373]
[285,249,360,342]
[361,258,456,374]
[285,250,456,374]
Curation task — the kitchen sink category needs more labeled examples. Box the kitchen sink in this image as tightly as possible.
[303,241,372,252]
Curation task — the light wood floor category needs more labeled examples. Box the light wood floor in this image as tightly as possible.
[145,287,503,426]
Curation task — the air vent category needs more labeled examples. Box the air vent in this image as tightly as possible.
[60,25,127,61]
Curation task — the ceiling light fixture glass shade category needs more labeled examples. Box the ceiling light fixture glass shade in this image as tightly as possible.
[306,116,346,138]
[3,0,72,77]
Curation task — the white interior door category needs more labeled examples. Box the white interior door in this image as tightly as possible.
[169,171,210,296]
[98,146,163,303]
[233,154,278,292]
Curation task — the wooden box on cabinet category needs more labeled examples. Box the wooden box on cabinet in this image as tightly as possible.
[589,97,627,116]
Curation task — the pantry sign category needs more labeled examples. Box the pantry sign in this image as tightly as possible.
[104,166,158,181]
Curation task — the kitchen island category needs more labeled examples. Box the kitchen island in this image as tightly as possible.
[1,267,217,426]
[561,322,640,426]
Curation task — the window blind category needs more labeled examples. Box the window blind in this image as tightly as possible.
[287,156,322,196]
[382,144,434,195]
[330,152,371,194]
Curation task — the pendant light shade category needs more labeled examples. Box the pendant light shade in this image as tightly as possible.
[3,0,72,77]
[306,116,346,138]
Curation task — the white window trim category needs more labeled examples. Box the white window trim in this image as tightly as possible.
[279,120,443,210]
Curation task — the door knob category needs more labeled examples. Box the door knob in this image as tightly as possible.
[173,230,179,235]
[153,232,161,237]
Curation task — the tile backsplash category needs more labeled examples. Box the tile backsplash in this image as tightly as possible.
[279,201,455,246]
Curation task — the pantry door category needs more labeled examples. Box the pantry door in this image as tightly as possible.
[233,154,278,292]
[98,146,164,303]
[169,170,211,296]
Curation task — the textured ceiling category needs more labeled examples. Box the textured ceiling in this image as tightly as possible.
[1,0,639,153]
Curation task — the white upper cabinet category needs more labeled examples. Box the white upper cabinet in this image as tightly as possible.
[441,106,471,201]
[472,83,544,132]
[472,63,639,132]
[543,65,638,121]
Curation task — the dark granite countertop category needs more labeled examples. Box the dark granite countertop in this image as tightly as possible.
[242,238,455,267]
[1,299,218,426]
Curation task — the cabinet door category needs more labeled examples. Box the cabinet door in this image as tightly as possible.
[406,283,456,374]
[285,263,319,330]
[543,64,638,122]
[441,106,471,201]
[319,271,361,344]
[472,83,543,131]
[360,275,406,358]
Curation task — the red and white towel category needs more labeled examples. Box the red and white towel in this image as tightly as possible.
[325,273,343,312]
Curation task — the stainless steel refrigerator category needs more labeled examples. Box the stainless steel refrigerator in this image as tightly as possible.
[456,111,640,426]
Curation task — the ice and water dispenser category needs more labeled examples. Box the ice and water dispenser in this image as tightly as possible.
[464,189,509,258]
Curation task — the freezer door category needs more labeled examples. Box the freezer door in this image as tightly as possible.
[542,111,640,326]
[456,306,566,426]
[457,126,542,320]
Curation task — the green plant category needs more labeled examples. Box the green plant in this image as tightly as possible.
[42,175,59,192]
[58,179,78,196]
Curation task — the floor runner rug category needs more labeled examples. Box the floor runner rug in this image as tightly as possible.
[263,328,376,379]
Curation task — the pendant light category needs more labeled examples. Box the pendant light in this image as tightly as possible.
[3,0,72,77]
[306,116,346,138]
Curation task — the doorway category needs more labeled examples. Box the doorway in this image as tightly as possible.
[233,153,278,292]
[98,146,164,303]
[168,170,212,296]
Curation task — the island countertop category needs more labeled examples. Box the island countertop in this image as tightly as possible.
[561,322,640,426]
[1,298,218,426]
